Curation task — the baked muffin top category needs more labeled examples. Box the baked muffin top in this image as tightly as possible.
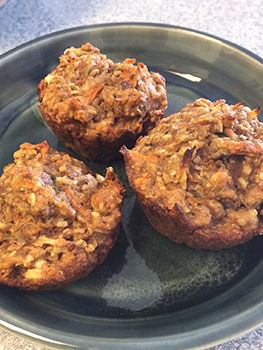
[0,141,124,290]
[37,43,167,160]
[121,99,263,249]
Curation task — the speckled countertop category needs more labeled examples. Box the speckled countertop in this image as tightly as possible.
[0,0,263,349]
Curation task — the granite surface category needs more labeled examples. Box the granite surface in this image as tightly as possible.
[0,0,263,349]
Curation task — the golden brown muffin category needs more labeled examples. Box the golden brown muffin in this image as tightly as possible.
[121,98,263,250]
[37,43,167,161]
[0,141,124,290]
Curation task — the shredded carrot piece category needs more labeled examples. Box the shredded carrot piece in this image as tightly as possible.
[249,107,260,118]
[82,84,103,104]
[229,139,263,155]
[14,214,21,223]
[224,127,238,140]
[46,270,57,276]
[123,58,136,65]
[131,151,158,163]
[20,141,50,161]
[21,167,34,179]
[98,125,108,132]
[10,180,37,190]
[64,188,90,216]
[134,173,152,185]
[40,145,49,161]
[22,228,41,236]
[132,62,147,84]
[232,101,245,110]
[121,59,137,84]
[121,69,135,84]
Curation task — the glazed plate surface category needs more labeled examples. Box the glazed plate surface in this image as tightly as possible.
[1,23,263,350]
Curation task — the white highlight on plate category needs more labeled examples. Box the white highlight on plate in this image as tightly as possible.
[102,245,163,312]
[102,196,163,312]
[167,70,202,82]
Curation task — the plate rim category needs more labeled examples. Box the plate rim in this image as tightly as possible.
[1,22,263,350]
[1,22,263,64]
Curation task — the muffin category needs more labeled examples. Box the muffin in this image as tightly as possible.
[121,98,263,250]
[0,141,124,290]
[37,43,167,161]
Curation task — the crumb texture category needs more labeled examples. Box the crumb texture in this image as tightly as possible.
[0,141,124,290]
[37,43,167,161]
[122,98,263,250]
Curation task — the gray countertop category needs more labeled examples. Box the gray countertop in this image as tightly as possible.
[0,0,263,349]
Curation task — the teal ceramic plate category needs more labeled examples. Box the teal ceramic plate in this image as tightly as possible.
[1,23,263,350]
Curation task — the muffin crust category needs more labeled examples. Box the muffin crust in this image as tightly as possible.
[121,98,263,250]
[37,43,167,161]
[0,141,124,290]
